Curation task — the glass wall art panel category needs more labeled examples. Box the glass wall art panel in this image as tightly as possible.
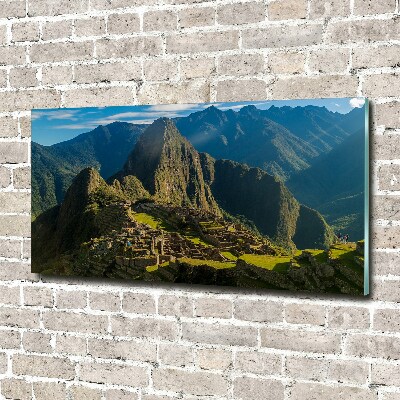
[31,98,369,295]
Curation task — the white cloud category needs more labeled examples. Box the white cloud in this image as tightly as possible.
[349,98,365,108]
[32,109,80,121]
[54,123,98,130]
[148,104,203,113]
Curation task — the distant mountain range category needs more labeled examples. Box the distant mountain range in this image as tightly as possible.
[32,104,365,240]
[32,122,146,216]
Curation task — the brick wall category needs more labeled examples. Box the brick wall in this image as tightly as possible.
[0,0,399,398]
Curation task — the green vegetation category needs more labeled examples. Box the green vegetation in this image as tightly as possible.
[183,232,210,247]
[329,243,361,270]
[146,261,170,272]
[134,212,173,231]
[239,254,291,273]
[179,257,235,270]
[221,251,237,261]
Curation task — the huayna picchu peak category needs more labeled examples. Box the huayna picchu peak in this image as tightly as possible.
[32,100,367,295]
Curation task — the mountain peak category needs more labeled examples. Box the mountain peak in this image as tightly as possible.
[121,116,220,213]
[65,167,102,203]
[239,104,260,117]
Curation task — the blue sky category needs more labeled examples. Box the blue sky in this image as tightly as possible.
[32,97,366,146]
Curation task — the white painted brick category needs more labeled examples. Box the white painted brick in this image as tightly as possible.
[308,48,350,74]
[159,343,193,367]
[180,57,215,79]
[89,291,120,312]
[42,65,73,86]
[233,376,284,400]
[13,166,31,189]
[234,299,283,323]
[217,2,265,25]
[96,37,163,59]
[143,58,178,81]
[327,306,370,329]
[216,79,267,101]
[75,16,105,37]
[56,289,87,309]
[0,0,26,18]
[153,368,228,396]
[242,24,323,49]
[24,286,53,307]
[182,321,258,346]
[268,0,307,20]
[122,292,156,314]
[0,116,18,138]
[74,61,141,84]
[194,297,232,319]
[0,284,20,305]
[79,361,148,387]
[261,328,341,354]
[138,80,210,104]
[88,338,156,362]
[69,386,102,400]
[56,334,87,356]
[158,294,193,317]
[1,379,32,400]
[235,351,282,374]
[104,389,138,400]
[286,356,328,381]
[42,20,73,40]
[143,10,177,32]
[328,359,370,385]
[345,333,400,359]
[0,142,28,164]
[166,31,239,54]
[108,13,140,35]
[0,215,30,237]
[372,363,400,386]
[43,310,108,335]
[0,46,26,66]
[13,354,76,379]
[0,353,7,374]
[30,41,94,63]
[0,166,11,188]
[353,45,400,69]
[285,303,325,326]
[0,89,61,112]
[179,7,215,29]
[218,53,265,76]
[270,75,358,99]
[33,382,67,400]
[353,0,396,15]
[309,0,349,18]
[9,67,38,88]
[111,316,178,340]
[22,331,52,353]
[197,348,232,370]
[19,116,31,138]
[63,86,134,108]
[0,239,21,258]
[269,52,305,74]
[326,18,400,44]
[12,21,39,42]
[27,0,89,17]
[290,382,375,400]
[90,0,156,11]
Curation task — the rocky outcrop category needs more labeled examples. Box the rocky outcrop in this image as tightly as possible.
[121,118,221,215]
